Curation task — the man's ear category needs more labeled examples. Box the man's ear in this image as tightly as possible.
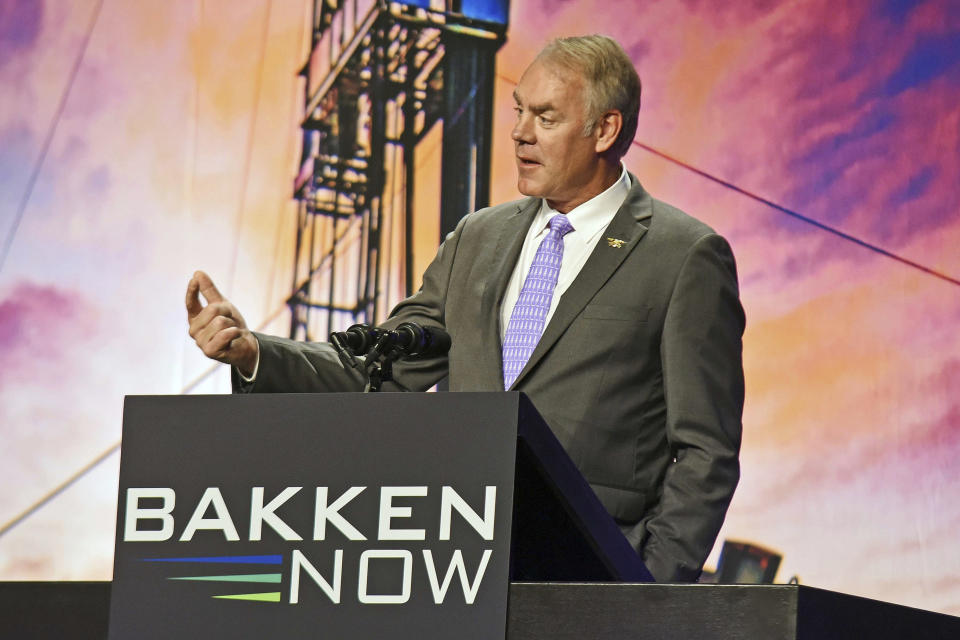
[595,110,623,154]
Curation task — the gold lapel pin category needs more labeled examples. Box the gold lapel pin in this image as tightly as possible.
[607,237,625,248]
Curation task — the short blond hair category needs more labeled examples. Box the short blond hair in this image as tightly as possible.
[537,35,641,159]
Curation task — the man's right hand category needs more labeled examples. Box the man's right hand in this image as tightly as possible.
[186,271,259,377]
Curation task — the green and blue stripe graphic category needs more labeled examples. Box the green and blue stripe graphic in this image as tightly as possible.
[141,554,283,602]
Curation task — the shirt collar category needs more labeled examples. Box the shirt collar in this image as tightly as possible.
[532,165,631,239]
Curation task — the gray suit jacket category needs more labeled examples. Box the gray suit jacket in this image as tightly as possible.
[241,176,745,582]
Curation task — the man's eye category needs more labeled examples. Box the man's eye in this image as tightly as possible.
[538,115,553,125]
[514,106,523,117]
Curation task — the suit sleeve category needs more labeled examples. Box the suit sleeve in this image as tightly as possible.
[641,232,745,582]
[234,214,469,394]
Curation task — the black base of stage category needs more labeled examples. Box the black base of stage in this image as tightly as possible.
[3,581,959,639]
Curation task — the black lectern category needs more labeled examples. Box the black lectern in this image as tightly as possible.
[107,392,649,639]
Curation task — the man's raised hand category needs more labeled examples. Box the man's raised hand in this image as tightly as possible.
[186,271,259,377]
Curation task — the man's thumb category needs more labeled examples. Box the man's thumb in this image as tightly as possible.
[195,270,224,304]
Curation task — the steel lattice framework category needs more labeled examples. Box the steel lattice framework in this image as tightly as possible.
[288,0,508,342]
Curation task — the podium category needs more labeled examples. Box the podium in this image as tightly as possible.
[108,392,650,639]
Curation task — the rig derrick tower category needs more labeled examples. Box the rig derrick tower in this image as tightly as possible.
[288,0,509,341]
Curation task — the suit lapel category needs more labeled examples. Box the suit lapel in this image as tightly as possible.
[479,197,539,390]
[508,180,653,390]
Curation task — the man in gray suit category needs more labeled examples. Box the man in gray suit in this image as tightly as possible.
[187,35,744,583]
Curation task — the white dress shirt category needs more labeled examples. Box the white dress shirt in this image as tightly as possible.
[500,167,632,341]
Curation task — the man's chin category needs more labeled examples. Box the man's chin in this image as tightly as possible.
[516,178,543,198]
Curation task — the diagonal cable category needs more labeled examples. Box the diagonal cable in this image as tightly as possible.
[226,0,274,292]
[631,141,960,288]
[0,443,119,539]
[0,214,361,539]
[0,301,286,540]
[0,0,105,274]
[264,0,311,317]
[496,72,959,288]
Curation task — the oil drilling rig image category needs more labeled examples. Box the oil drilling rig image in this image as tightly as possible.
[288,0,510,342]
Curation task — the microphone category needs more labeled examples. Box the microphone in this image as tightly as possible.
[329,322,450,362]
[329,324,380,356]
[329,322,450,389]
[389,322,451,359]
[329,324,381,370]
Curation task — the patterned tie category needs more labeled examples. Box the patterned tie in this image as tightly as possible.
[502,213,575,389]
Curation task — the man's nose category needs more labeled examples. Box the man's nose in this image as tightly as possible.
[512,115,534,144]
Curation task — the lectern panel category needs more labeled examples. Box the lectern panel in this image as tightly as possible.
[110,393,518,640]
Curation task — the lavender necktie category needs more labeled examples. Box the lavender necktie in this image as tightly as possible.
[502,213,575,389]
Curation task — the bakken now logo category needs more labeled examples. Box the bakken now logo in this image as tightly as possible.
[125,485,497,605]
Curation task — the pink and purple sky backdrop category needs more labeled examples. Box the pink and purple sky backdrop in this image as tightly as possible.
[1,0,958,615]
